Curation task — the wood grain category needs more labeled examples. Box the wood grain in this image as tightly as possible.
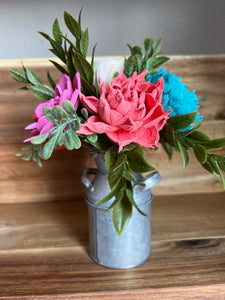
[0,192,224,299]
[0,55,225,203]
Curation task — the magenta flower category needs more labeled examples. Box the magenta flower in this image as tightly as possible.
[24,73,81,142]
[77,68,170,152]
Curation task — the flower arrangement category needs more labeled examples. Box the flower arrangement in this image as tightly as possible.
[10,10,225,236]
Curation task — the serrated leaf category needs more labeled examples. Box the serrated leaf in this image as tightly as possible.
[26,67,43,85]
[147,56,169,70]
[31,132,49,145]
[73,52,94,84]
[9,68,29,83]
[177,140,189,168]
[28,85,54,100]
[52,18,62,45]
[194,144,207,164]
[64,11,81,40]
[168,112,197,130]
[113,196,133,236]
[80,28,89,58]
[127,149,155,173]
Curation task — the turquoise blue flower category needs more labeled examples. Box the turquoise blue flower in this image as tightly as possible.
[146,68,202,130]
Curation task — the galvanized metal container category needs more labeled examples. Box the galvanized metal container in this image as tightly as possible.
[82,153,161,269]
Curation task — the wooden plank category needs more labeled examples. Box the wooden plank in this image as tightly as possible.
[0,193,224,298]
[0,55,225,203]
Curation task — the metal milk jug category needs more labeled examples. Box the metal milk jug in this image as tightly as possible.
[82,152,161,269]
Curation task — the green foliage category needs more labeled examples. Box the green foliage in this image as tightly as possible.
[124,38,169,77]
[9,67,55,100]
[96,144,155,235]
[38,9,97,96]
[159,111,225,187]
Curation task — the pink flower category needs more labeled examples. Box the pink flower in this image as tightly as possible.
[77,69,170,152]
[24,73,81,142]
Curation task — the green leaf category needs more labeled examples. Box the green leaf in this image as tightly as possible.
[69,130,81,149]
[25,67,43,85]
[64,131,74,150]
[81,108,88,119]
[96,179,120,205]
[86,134,98,144]
[218,162,225,172]
[57,131,65,147]
[52,105,64,121]
[80,28,89,57]
[64,11,81,40]
[201,137,225,150]
[194,144,207,164]
[198,95,206,103]
[162,142,173,159]
[21,153,33,161]
[31,132,49,145]
[52,18,62,45]
[62,100,76,114]
[168,112,197,130]
[144,38,154,58]
[113,197,133,236]
[66,47,76,79]
[50,40,66,63]
[189,130,211,142]
[78,7,83,27]
[91,44,97,67]
[146,56,169,69]
[122,169,145,187]
[126,189,147,216]
[127,149,155,173]
[43,107,55,123]
[27,85,54,100]
[42,133,59,159]
[80,75,97,96]
[49,60,68,75]
[104,189,124,213]
[105,147,118,171]
[152,38,162,56]
[9,68,29,83]
[177,140,189,168]
[73,52,94,84]
[47,71,56,90]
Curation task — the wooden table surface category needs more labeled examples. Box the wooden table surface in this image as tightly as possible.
[0,192,225,299]
[0,55,225,299]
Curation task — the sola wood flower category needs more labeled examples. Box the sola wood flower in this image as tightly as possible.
[24,73,81,142]
[77,68,170,152]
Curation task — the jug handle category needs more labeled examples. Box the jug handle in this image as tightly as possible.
[81,168,98,192]
[134,171,161,191]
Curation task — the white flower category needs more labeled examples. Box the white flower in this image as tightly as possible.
[93,58,124,85]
